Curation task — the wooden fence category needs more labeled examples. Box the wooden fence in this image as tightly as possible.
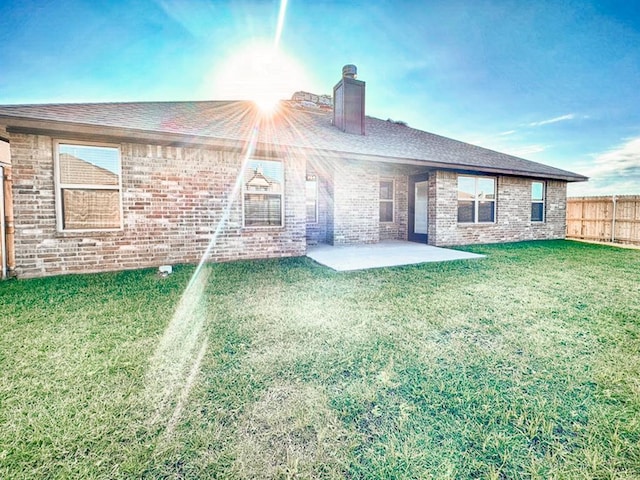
[566,196,640,245]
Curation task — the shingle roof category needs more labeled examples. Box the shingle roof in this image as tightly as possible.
[0,100,587,181]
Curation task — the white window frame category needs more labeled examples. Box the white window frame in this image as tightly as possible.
[457,175,497,224]
[242,158,285,228]
[54,140,123,232]
[379,178,395,223]
[305,172,318,224]
[531,181,545,223]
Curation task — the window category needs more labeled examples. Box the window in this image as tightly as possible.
[244,159,283,227]
[531,181,545,222]
[305,173,318,223]
[457,175,496,223]
[56,142,122,230]
[379,180,394,222]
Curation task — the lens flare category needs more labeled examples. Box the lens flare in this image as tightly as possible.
[210,41,313,114]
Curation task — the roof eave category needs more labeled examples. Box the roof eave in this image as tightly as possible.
[0,114,589,182]
[311,149,588,182]
[1,115,250,152]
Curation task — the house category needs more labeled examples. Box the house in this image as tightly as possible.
[0,65,586,278]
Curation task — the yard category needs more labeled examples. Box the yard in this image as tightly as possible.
[1,240,639,479]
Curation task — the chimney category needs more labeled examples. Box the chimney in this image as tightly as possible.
[333,64,365,135]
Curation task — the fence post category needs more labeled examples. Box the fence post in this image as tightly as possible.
[611,195,617,243]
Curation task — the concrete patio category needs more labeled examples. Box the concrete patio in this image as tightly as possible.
[306,240,485,271]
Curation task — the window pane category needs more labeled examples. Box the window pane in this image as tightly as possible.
[306,177,317,223]
[380,181,393,200]
[458,177,475,200]
[59,144,119,185]
[306,202,317,223]
[244,159,283,227]
[478,201,495,222]
[531,202,544,222]
[380,202,393,222]
[532,182,544,201]
[62,189,120,229]
[458,201,475,222]
[244,194,282,226]
[477,178,495,200]
[414,181,428,234]
[245,159,283,193]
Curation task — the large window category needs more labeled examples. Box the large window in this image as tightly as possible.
[56,142,122,231]
[379,179,394,223]
[244,159,283,227]
[306,173,318,223]
[531,181,545,222]
[457,175,496,223]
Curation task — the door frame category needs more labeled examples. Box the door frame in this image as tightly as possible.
[408,173,429,243]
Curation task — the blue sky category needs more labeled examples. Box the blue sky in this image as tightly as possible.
[1,0,639,195]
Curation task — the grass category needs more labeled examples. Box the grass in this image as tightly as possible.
[1,240,639,479]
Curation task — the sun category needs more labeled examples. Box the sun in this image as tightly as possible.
[210,41,313,113]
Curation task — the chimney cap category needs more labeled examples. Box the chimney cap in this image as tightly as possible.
[342,64,357,79]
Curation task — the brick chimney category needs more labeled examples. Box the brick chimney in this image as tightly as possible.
[333,64,365,135]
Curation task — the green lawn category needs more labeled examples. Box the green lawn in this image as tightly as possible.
[1,240,639,479]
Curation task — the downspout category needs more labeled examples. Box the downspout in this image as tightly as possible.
[3,165,16,277]
[611,194,617,243]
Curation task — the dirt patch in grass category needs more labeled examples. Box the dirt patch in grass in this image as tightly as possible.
[233,382,351,479]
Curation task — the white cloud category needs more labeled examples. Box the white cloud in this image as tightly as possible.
[468,132,547,158]
[503,144,547,156]
[570,137,640,196]
[567,179,640,197]
[587,137,640,177]
[528,113,576,127]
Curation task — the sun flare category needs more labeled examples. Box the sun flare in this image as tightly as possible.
[210,41,313,113]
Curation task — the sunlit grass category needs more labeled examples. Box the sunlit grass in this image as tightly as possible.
[1,240,639,478]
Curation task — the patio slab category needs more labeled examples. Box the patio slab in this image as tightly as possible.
[306,240,485,271]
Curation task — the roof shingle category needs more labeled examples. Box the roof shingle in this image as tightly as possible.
[0,100,587,181]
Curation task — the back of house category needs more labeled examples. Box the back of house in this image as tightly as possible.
[0,65,586,278]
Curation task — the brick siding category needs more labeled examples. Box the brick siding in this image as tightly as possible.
[331,160,380,245]
[430,170,567,246]
[10,133,306,278]
[9,132,570,277]
[310,161,414,246]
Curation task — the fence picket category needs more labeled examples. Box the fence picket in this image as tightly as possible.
[566,196,640,245]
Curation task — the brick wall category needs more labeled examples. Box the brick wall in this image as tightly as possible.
[10,133,306,278]
[431,170,567,246]
[312,160,412,246]
[331,159,380,245]
[8,131,571,277]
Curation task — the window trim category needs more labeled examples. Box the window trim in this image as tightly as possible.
[531,180,545,223]
[54,140,123,233]
[457,175,497,224]
[379,178,395,223]
[305,172,318,224]
[242,157,285,228]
